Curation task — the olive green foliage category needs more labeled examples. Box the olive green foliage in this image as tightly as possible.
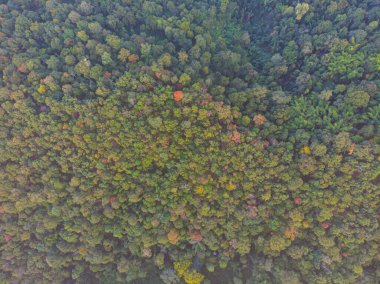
[290,96,354,132]
[0,1,379,283]
[324,46,366,81]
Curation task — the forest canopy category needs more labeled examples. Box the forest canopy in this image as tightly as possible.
[0,0,379,283]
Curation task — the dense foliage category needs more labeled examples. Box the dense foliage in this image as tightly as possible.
[0,0,379,283]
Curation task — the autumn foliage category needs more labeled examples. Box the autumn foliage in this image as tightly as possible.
[173,90,183,102]
[0,0,379,283]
